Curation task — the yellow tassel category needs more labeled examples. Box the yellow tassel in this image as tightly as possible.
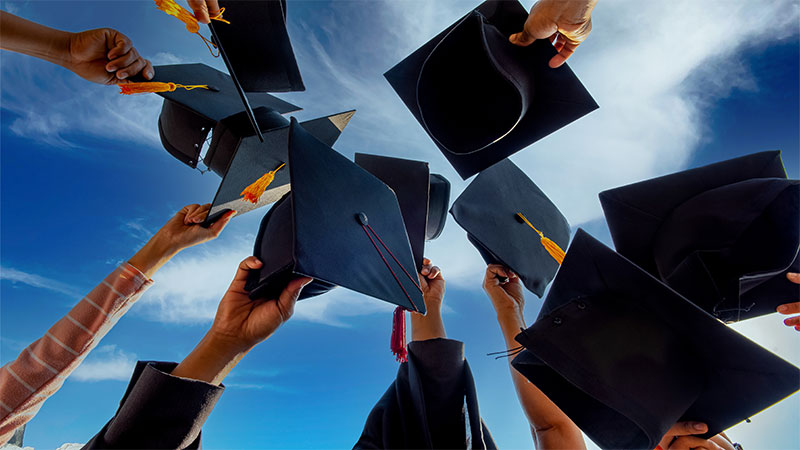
[516,213,566,265]
[241,163,285,204]
[153,0,230,56]
[118,82,210,95]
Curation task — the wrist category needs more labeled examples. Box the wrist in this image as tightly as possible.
[127,233,180,278]
[497,310,526,340]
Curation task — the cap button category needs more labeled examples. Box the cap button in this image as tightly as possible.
[356,212,369,225]
[577,302,586,310]
[553,317,562,325]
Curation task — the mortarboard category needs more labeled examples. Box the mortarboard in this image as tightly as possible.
[147,64,356,223]
[209,0,304,93]
[354,153,451,269]
[204,109,356,224]
[384,0,598,179]
[149,63,301,168]
[511,229,800,450]
[450,159,570,296]
[245,118,425,314]
[599,151,800,322]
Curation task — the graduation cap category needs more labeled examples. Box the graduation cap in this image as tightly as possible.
[511,229,800,450]
[354,154,451,269]
[450,159,570,296]
[384,0,598,180]
[599,151,800,323]
[245,118,425,315]
[209,0,304,93]
[149,63,301,168]
[204,109,356,223]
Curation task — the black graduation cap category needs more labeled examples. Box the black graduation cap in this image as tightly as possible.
[245,118,425,314]
[599,151,800,323]
[209,0,304,93]
[354,154,451,269]
[511,229,800,450]
[204,109,356,224]
[384,0,598,180]
[450,159,570,296]
[150,63,301,168]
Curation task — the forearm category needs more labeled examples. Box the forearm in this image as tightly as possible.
[496,310,585,450]
[410,305,446,341]
[0,11,71,66]
[171,332,249,385]
[127,234,179,279]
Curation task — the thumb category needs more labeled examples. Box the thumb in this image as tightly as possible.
[277,277,312,321]
[510,7,558,47]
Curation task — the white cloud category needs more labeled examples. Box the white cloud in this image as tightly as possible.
[0,266,81,298]
[71,344,137,382]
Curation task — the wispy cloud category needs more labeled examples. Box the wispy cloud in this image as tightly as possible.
[70,344,137,382]
[0,266,82,298]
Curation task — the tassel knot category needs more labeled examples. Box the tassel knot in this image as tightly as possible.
[240,163,285,204]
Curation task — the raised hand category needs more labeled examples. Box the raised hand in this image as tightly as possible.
[776,272,800,332]
[483,264,525,318]
[509,0,598,68]
[67,27,154,84]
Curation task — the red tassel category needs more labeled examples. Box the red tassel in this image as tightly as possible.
[390,306,408,363]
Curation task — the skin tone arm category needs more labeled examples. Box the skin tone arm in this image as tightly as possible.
[0,10,153,84]
[482,265,586,450]
[776,272,800,332]
[509,0,598,68]
[410,258,446,341]
[171,257,312,384]
[128,204,235,279]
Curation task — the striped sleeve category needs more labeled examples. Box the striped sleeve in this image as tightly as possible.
[0,263,153,444]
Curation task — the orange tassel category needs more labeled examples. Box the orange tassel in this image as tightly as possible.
[154,0,230,56]
[118,82,210,95]
[240,163,285,204]
[516,213,566,264]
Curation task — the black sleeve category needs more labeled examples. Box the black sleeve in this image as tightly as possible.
[82,361,224,449]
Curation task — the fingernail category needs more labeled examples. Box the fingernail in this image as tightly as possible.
[778,305,789,313]
[106,65,116,72]
[145,70,154,79]
[787,272,800,281]
[785,318,794,326]
[118,72,128,79]
[692,422,707,431]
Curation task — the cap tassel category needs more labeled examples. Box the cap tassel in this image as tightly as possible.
[154,0,230,56]
[240,163,285,204]
[516,213,565,264]
[390,306,408,363]
[118,82,210,95]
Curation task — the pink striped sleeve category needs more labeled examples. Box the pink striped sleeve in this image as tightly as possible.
[0,263,153,444]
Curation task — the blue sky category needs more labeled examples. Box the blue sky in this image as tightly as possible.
[1,0,799,449]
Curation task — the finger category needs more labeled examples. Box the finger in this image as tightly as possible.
[188,0,211,24]
[549,40,578,68]
[783,315,800,327]
[420,263,433,276]
[787,272,800,284]
[428,266,441,279]
[181,204,203,224]
[276,276,313,321]
[185,203,211,224]
[669,436,723,450]
[107,31,132,60]
[422,257,431,266]
[777,302,800,315]
[115,54,147,80]
[142,59,154,80]
[510,4,557,47]
[665,422,708,437]
[486,264,510,279]
[208,209,237,236]
[206,0,221,15]
[233,257,262,284]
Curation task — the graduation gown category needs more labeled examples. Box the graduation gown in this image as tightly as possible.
[82,361,223,449]
[354,338,496,449]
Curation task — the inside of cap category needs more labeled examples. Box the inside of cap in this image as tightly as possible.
[246,194,335,300]
[158,100,213,168]
[654,180,799,321]
[426,174,451,240]
[417,11,528,155]
[205,107,290,175]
